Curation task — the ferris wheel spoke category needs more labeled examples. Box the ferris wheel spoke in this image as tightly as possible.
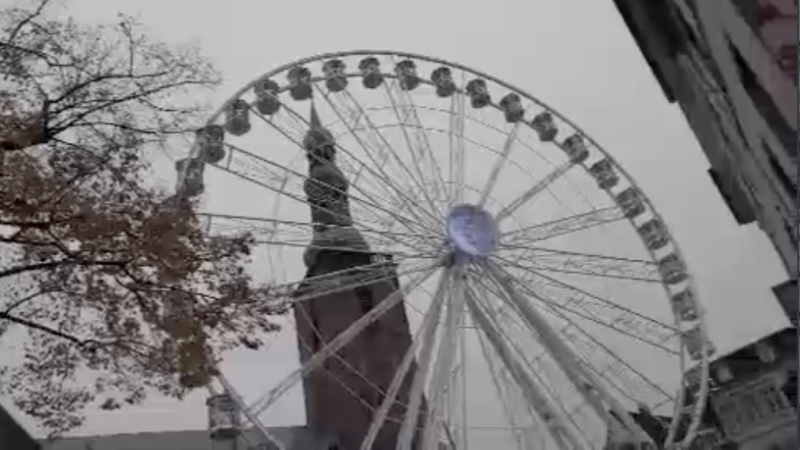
[454,272,470,450]
[249,102,444,239]
[335,89,445,231]
[478,122,521,208]
[279,259,440,306]
[201,212,440,254]
[528,290,675,401]
[397,268,454,450]
[468,275,575,450]
[561,324,673,405]
[468,273,598,440]
[392,94,451,211]
[495,161,575,223]
[497,246,662,283]
[211,144,439,252]
[475,330,529,450]
[361,267,451,450]
[569,345,647,407]
[479,262,653,446]
[249,261,442,417]
[382,80,449,220]
[448,80,467,207]
[481,263,675,408]
[315,85,442,232]
[209,163,429,255]
[213,143,383,226]
[259,274,449,428]
[420,273,462,450]
[493,255,678,347]
[384,59,451,210]
[500,207,626,245]
[537,291,677,355]
[461,276,585,450]
[467,278,591,448]
[257,239,437,260]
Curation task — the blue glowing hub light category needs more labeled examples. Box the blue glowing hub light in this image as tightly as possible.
[445,204,499,263]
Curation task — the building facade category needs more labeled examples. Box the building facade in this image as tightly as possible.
[613,3,797,448]
[634,323,797,450]
[611,0,797,286]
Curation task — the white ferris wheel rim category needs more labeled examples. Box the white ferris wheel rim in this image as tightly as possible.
[182,50,713,449]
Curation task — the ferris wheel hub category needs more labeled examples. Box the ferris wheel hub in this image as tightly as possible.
[445,204,499,262]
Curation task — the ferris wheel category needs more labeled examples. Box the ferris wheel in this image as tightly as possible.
[175,50,715,450]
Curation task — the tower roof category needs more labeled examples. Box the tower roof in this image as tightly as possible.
[303,102,335,152]
[309,102,323,130]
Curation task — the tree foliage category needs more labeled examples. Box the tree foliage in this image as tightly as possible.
[0,0,283,436]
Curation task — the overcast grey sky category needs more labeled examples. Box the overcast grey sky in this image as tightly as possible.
[8,0,792,443]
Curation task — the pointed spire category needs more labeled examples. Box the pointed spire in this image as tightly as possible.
[309,101,323,131]
[303,100,335,154]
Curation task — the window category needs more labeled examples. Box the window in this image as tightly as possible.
[737,391,762,423]
[715,398,742,435]
[309,303,322,352]
[728,39,796,156]
[355,287,373,314]
[777,45,798,81]
[756,384,789,414]
[782,370,797,409]
[355,287,380,334]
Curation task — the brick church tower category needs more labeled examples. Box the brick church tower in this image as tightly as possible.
[292,104,424,449]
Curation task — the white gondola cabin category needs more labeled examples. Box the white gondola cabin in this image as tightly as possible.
[588,159,618,190]
[615,187,645,219]
[175,157,204,198]
[287,66,313,101]
[395,59,421,91]
[670,289,698,322]
[682,326,715,361]
[206,393,241,441]
[224,99,251,136]
[196,125,225,164]
[465,78,490,108]
[530,111,558,142]
[562,134,589,164]
[499,93,525,123]
[637,218,669,251]
[358,57,384,89]
[658,253,688,285]
[323,59,348,93]
[431,66,456,98]
[254,79,281,115]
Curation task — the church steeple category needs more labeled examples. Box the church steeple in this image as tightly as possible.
[303,102,336,164]
[294,103,422,450]
[301,102,366,268]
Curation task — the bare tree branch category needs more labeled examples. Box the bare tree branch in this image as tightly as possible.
[0,1,282,437]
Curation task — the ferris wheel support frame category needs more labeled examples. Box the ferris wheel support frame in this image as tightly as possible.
[186,50,713,449]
